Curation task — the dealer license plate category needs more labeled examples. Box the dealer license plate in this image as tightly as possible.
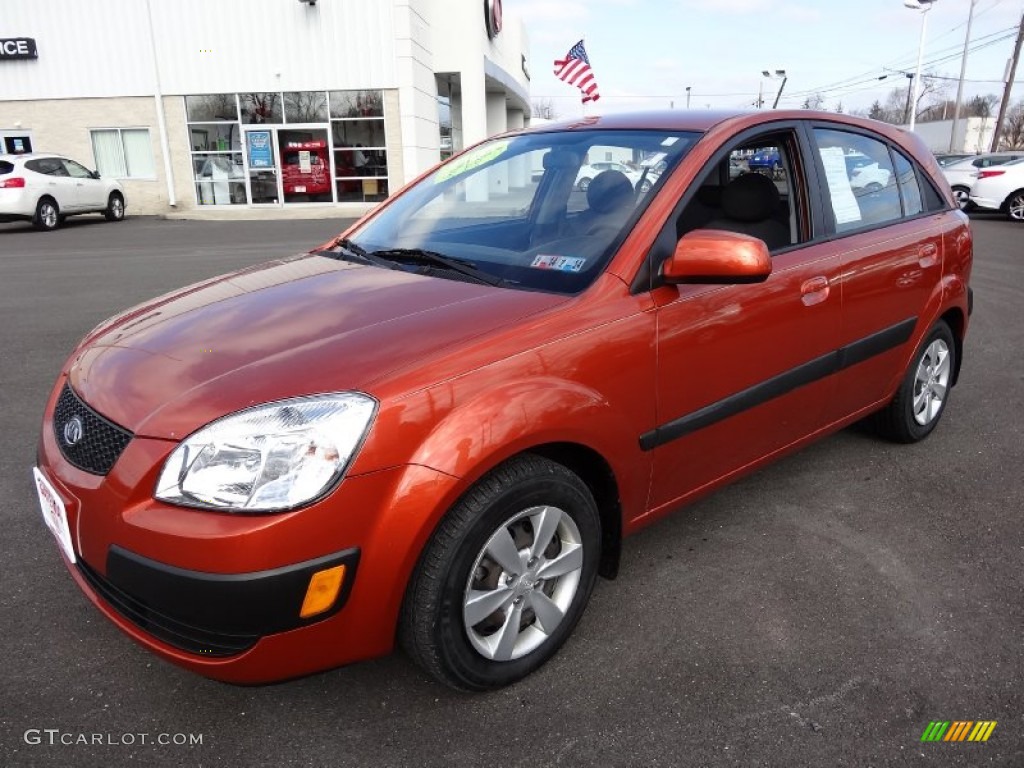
[294,185,306,193]
[33,467,76,563]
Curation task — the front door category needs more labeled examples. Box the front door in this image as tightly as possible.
[646,126,842,514]
[63,159,107,210]
[245,129,280,205]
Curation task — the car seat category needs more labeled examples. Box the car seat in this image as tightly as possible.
[704,172,790,250]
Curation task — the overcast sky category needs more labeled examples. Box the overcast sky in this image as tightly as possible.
[513,0,1024,118]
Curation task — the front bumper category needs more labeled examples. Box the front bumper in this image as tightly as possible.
[77,545,359,656]
[36,379,465,683]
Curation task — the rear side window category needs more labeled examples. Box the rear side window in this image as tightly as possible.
[812,128,901,234]
[0,161,13,175]
[25,158,68,176]
[892,150,923,216]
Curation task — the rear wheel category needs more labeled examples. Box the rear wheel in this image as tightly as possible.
[1006,189,1024,221]
[33,198,60,231]
[400,454,601,690]
[951,185,971,210]
[875,320,956,443]
[104,192,125,222]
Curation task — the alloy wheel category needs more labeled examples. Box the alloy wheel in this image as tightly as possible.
[1008,192,1024,221]
[912,338,951,426]
[462,505,583,662]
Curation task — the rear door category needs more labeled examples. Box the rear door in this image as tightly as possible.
[25,157,76,210]
[807,126,944,419]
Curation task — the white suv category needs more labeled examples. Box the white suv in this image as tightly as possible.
[968,157,1024,222]
[0,153,126,231]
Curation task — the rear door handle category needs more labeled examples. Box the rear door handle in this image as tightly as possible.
[919,243,939,268]
[800,276,830,306]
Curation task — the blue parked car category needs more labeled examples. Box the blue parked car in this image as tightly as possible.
[747,148,781,173]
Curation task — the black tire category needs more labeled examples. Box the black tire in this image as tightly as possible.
[865,182,883,194]
[104,192,125,222]
[1005,189,1024,222]
[951,185,972,211]
[400,454,601,691]
[33,197,60,231]
[875,320,956,443]
[577,177,591,192]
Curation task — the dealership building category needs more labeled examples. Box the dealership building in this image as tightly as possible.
[0,0,531,216]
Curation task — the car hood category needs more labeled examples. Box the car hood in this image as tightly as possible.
[67,254,567,439]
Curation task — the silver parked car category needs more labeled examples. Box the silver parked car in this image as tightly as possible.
[0,153,126,231]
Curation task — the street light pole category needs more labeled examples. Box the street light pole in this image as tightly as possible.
[905,0,938,132]
[950,0,978,151]
[686,86,691,109]
[761,69,787,109]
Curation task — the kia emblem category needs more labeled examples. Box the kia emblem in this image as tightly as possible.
[63,416,84,446]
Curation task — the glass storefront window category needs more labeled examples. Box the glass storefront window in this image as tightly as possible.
[285,91,328,123]
[189,123,241,152]
[191,152,245,180]
[240,92,283,124]
[185,94,239,122]
[336,178,388,203]
[195,181,247,206]
[335,149,387,178]
[331,118,386,148]
[329,90,384,118]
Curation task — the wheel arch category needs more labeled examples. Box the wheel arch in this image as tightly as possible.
[939,306,966,386]
[1001,187,1024,218]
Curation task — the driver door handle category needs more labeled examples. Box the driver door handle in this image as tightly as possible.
[800,276,830,306]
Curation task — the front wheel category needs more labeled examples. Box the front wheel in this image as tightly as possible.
[400,454,601,690]
[1006,189,1024,221]
[104,192,125,222]
[577,177,591,192]
[874,320,956,443]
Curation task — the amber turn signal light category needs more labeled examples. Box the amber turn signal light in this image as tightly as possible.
[300,565,346,618]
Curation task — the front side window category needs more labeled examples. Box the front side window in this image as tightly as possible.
[813,128,901,233]
[62,159,93,179]
[344,130,699,294]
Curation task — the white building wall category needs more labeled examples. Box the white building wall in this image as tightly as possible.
[0,0,398,99]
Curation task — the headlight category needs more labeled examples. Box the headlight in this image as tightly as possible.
[155,393,377,512]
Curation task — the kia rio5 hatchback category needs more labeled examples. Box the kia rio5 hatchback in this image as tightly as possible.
[35,111,973,690]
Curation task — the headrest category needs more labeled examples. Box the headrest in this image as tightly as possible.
[587,170,634,214]
[721,172,780,222]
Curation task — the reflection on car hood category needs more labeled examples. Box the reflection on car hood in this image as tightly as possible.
[67,254,566,438]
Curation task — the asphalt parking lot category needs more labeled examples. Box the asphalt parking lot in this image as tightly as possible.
[1,213,1021,767]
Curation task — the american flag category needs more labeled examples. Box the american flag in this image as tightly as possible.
[553,40,600,103]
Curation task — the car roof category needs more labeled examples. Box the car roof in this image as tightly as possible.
[0,152,64,161]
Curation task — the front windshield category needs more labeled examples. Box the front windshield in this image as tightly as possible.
[346,128,701,293]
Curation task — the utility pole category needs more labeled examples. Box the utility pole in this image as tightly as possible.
[949,0,978,152]
[990,10,1024,151]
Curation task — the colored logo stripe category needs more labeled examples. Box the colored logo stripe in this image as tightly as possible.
[920,721,996,742]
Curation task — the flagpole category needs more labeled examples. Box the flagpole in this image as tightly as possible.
[581,34,590,117]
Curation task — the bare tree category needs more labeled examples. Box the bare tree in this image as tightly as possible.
[999,100,1024,149]
[531,99,560,120]
[801,92,825,110]
[966,94,999,118]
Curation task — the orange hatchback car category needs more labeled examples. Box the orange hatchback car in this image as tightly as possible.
[35,111,972,690]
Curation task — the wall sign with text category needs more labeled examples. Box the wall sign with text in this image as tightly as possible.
[0,38,38,60]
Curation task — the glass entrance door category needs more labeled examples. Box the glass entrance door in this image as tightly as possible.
[278,127,333,203]
[244,128,280,205]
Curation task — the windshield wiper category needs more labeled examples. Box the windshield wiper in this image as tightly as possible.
[368,248,504,287]
[327,238,400,270]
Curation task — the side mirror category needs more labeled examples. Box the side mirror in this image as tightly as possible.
[90,171,100,179]
[662,229,772,285]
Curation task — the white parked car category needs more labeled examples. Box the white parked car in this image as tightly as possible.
[576,162,646,192]
[942,152,1024,209]
[845,153,892,191]
[967,157,1024,222]
[0,153,125,231]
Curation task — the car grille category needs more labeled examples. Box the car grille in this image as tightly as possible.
[77,559,258,657]
[53,384,133,475]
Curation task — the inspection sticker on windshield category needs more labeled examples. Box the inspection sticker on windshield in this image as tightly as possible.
[435,140,510,183]
[531,255,586,272]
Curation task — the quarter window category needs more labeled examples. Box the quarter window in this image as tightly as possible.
[813,129,901,233]
[893,150,923,217]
